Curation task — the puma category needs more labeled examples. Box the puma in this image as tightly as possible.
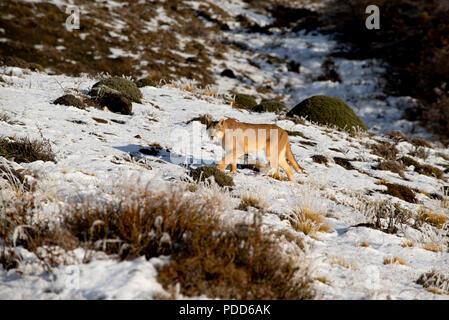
[206,118,306,181]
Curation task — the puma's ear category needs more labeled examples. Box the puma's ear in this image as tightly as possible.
[218,118,225,126]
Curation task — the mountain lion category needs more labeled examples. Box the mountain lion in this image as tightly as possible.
[206,118,305,181]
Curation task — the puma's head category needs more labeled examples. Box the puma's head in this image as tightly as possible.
[206,118,225,140]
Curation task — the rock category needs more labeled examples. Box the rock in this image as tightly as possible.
[287,60,301,73]
[221,69,236,79]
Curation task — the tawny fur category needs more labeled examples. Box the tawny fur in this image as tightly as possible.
[206,118,306,181]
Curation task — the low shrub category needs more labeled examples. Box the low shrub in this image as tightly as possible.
[0,136,55,163]
[312,155,328,166]
[251,100,288,114]
[135,78,157,88]
[369,141,398,161]
[365,200,413,233]
[236,195,267,211]
[287,95,367,132]
[53,94,85,109]
[384,183,417,203]
[373,160,405,178]
[333,157,354,170]
[158,215,315,299]
[234,94,257,109]
[417,271,449,294]
[0,56,44,72]
[189,166,235,188]
[399,156,444,180]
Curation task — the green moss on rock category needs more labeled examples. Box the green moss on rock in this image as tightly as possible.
[287,95,367,132]
[234,94,257,109]
[189,166,235,188]
[91,77,142,103]
[251,100,288,114]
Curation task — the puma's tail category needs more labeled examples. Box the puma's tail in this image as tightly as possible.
[286,143,306,174]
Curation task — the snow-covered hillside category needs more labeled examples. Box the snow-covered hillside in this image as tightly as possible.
[0,66,448,299]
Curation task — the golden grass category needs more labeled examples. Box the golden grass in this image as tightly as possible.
[330,256,356,270]
[315,276,331,285]
[357,240,371,247]
[383,257,407,266]
[402,240,415,248]
[417,208,448,229]
[236,195,268,211]
[422,243,443,252]
[291,207,331,235]
[268,172,284,181]
[441,198,449,209]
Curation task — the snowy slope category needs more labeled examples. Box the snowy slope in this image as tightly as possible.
[0,67,448,299]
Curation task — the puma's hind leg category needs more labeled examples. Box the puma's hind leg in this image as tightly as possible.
[279,157,294,181]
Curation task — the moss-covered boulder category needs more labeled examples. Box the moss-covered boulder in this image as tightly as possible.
[234,94,257,109]
[135,78,157,88]
[189,166,234,188]
[91,77,142,103]
[287,95,367,132]
[251,99,288,114]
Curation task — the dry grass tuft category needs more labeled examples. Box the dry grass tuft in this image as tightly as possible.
[422,243,443,253]
[383,257,407,266]
[330,256,356,270]
[236,195,268,211]
[402,241,415,248]
[157,215,315,299]
[0,181,315,299]
[268,171,284,181]
[417,209,448,229]
[290,200,331,236]
[0,136,55,164]
[417,270,449,294]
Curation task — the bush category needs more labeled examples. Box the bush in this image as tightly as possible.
[1,183,314,299]
[287,95,367,132]
[53,94,85,109]
[90,77,142,103]
[234,94,257,109]
[374,160,405,178]
[98,90,132,115]
[311,155,328,166]
[0,136,55,163]
[135,78,157,88]
[365,200,413,234]
[158,216,315,299]
[0,56,44,72]
[384,183,417,203]
[370,141,398,161]
[399,156,444,180]
[251,99,288,114]
[417,271,449,294]
[189,166,234,188]
[333,157,354,170]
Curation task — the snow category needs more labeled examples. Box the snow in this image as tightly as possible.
[0,0,448,300]
[0,67,448,299]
